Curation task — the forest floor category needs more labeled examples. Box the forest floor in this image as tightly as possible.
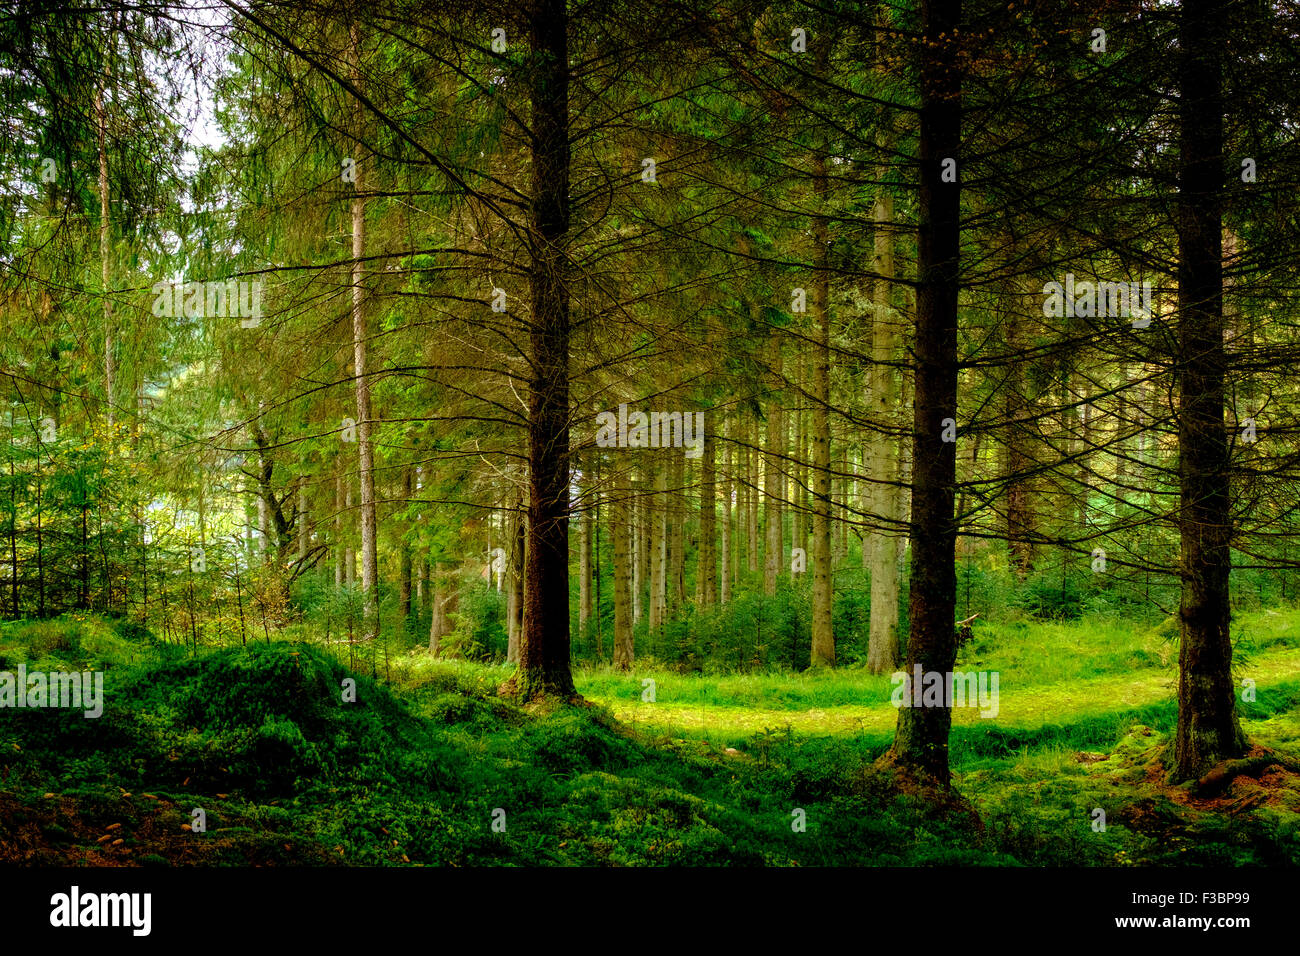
[1,610,1298,866]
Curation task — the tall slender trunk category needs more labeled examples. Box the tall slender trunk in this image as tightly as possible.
[334,468,344,588]
[345,477,356,588]
[349,25,379,641]
[764,339,785,595]
[1001,285,1034,575]
[735,415,748,580]
[514,0,575,697]
[507,498,525,664]
[257,481,269,560]
[720,416,732,604]
[810,158,835,667]
[8,459,17,616]
[400,468,413,620]
[792,352,806,556]
[631,470,643,626]
[699,416,717,607]
[417,556,428,617]
[297,480,309,563]
[95,84,114,428]
[1173,0,1245,780]
[579,490,594,641]
[746,413,758,573]
[670,451,685,609]
[429,573,444,655]
[650,458,667,634]
[868,11,909,676]
[81,503,89,608]
[35,473,44,617]
[612,467,633,669]
[886,0,962,783]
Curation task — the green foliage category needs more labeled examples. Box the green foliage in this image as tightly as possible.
[5,611,1298,866]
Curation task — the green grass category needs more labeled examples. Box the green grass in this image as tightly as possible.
[1,609,1298,866]
[574,611,1300,749]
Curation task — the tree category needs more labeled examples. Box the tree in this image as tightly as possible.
[884,0,962,785]
[1172,0,1246,779]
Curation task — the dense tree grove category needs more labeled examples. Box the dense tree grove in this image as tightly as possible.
[5,0,1300,793]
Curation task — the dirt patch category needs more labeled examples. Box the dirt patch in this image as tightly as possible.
[0,791,336,866]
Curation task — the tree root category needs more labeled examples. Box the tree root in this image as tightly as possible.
[1194,747,1300,795]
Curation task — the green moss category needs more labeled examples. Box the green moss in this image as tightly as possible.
[3,610,1298,866]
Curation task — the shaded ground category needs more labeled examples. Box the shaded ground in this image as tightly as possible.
[1,612,1298,866]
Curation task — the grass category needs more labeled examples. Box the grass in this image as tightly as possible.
[0,608,1298,866]
[574,611,1300,751]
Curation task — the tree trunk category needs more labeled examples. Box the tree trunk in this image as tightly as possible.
[1001,284,1034,575]
[579,481,594,639]
[810,158,835,667]
[429,573,444,655]
[885,0,962,784]
[400,467,413,620]
[1172,0,1245,780]
[345,478,356,588]
[349,25,379,642]
[746,413,758,574]
[735,415,747,580]
[650,457,666,634]
[792,352,806,557]
[670,450,686,609]
[720,416,732,604]
[631,469,643,626]
[699,415,717,607]
[507,499,525,664]
[297,480,309,564]
[334,468,344,588]
[95,83,114,429]
[764,339,785,595]
[612,466,634,670]
[8,459,17,617]
[514,0,575,698]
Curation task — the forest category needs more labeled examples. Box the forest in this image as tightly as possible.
[1,0,1299,882]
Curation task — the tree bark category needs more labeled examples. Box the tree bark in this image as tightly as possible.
[612,466,634,670]
[429,573,445,655]
[720,415,733,604]
[579,481,594,639]
[507,499,525,664]
[345,478,356,588]
[746,413,758,574]
[400,467,413,620]
[792,352,806,557]
[349,24,378,641]
[650,456,666,634]
[886,0,962,784]
[764,339,785,595]
[95,82,114,429]
[514,0,575,698]
[1001,288,1035,576]
[810,156,835,666]
[699,415,717,607]
[631,468,643,626]
[334,468,344,588]
[1173,0,1245,780]
[866,170,904,672]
